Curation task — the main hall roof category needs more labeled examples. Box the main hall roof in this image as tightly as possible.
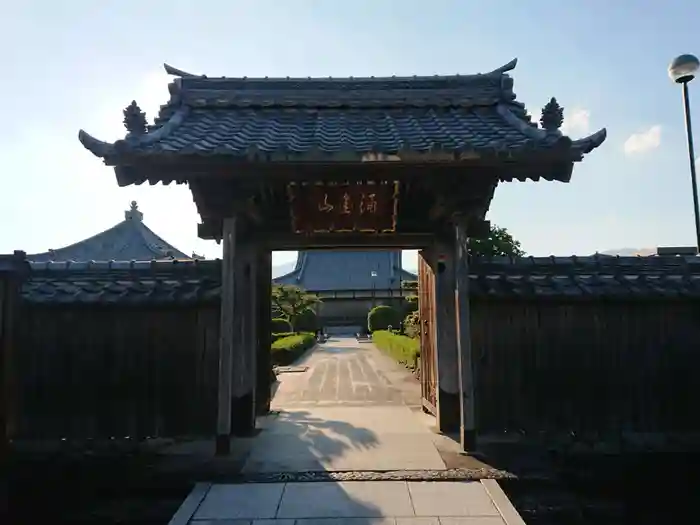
[274,250,415,291]
[27,202,191,263]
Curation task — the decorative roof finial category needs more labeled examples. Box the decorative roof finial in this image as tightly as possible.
[540,97,564,133]
[123,100,147,135]
[125,200,143,222]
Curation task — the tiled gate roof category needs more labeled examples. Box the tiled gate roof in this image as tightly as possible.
[78,60,606,183]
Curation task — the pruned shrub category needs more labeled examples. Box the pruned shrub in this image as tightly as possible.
[367,305,402,332]
[271,332,316,366]
[271,317,292,333]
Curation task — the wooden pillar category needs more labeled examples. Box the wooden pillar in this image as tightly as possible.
[216,217,237,455]
[454,220,477,451]
[256,249,273,415]
[434,242,460,433]
[247,246,258,421]
[231,244,256,436]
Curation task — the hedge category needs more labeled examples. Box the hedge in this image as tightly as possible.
[372,330,420,370]
[271,332,295,343]
[271,332,316,366]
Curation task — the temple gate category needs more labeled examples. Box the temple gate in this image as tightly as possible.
[78,58,606,454]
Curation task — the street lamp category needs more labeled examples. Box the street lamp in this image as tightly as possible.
[370,270,378,307]
[669,53,700,253]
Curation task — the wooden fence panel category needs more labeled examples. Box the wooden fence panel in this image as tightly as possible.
[471,300,700,436]
[15,305,220,440]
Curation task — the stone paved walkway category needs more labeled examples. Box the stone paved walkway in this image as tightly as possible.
[244,337,442,473]
[169,338,524,525]
[175,480,522,524]
[270,338,418,408]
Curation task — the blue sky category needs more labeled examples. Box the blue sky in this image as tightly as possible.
[2,0,699,268]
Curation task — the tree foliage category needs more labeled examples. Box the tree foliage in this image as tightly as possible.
[399,224,523,308]
[271,317,293,333]
[403,310,420,339]
[271,284,321,332]
[467,224,525,258]
[294,308,319,332]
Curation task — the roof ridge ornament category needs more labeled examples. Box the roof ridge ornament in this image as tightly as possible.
[163,63,205,78]
[123,101,148,136]
[124,200,144,222]
[483,58,518,76]
[540,97,564,133]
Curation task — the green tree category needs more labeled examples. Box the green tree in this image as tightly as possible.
[400,280,419,314]
[403,310,420,339]
[400,224,524,301]
[271,284,321,332]
[467,224,525,257]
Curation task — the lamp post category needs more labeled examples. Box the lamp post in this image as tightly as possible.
[370,270,378,308]
[669,53,700,253]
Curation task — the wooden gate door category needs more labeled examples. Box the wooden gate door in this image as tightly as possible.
[418,250,438,415]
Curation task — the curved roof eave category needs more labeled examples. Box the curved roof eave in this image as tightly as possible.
[78,106,190,160]
[495,104,607,155]
[162,58,519,83]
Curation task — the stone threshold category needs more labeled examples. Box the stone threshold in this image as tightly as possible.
[206,468,517,483]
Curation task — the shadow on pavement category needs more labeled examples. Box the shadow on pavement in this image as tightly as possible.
[244,408,380,473]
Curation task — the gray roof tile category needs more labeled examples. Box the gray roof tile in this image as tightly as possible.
[78,60,607,172]
[469,255,700,298]
[20,255,700,305]
[24,259,219,305]
[27,202,191,263]
[274,250,407,291]
[0,251,29,274]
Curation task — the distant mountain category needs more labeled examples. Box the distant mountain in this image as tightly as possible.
[599,248,656,257]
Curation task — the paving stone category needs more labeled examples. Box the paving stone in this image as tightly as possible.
[407,482,500,517]
[193,483,285,520]
[396,518,440,525]
[277,481,415,518]
[191,520,251,525]
[297,519,396,525]
[439,519,506,525]
[243,430,444,472]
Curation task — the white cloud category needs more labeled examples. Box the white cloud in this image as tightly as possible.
[624,125,662,156]
[561,108,590,136]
